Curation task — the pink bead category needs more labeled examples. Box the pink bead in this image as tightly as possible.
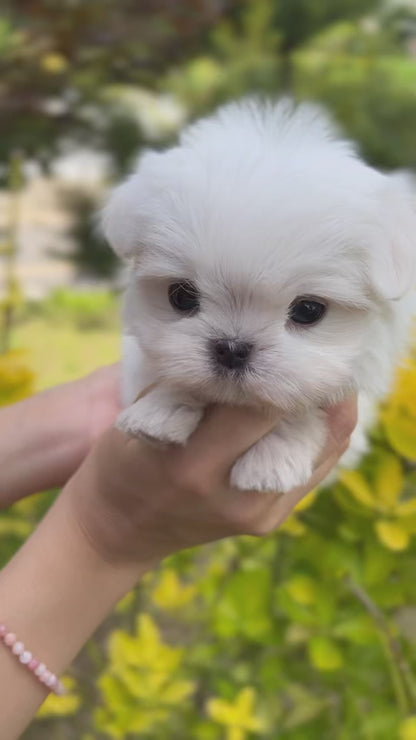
[12,641,24,656]
[19,650,32,665]
[46,674,56,689]
[0,626,64,695]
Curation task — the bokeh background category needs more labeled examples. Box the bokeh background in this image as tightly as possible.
[1,1,416,738]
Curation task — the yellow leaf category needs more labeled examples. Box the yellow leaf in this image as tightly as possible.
[207,687,265,733]
[162,679,195,703]
[227,728,245,740]
[396,499,416,517]
[280,516,307,537]
[0,517,32,537]
[116,589,136,614]
[294,489,318,512]
[383,411,416,462]
[374,455,404,508]
[108,614,183,678]
[375,520,410,552]
[400,716,416,740]
[339,469,377,508]
[286,575,318,605]
[152,569,197,611]
[0,350,35,406]
[37,677,81,718]
[280,494,316,535]
[308,636,343,672]
[388,359,416,417]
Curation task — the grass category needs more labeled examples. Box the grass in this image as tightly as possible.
[10,292,121,390]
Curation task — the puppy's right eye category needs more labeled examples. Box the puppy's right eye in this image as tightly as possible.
[168,281,200,314]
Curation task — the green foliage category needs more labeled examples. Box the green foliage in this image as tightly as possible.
[275,0,380,53]
[294,36,416,168]
[165,0,282,111]
[0,350,34,406]
[61,192,120,279]
[33,288,119,331]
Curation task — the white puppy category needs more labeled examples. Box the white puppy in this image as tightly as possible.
[102,98,416,493]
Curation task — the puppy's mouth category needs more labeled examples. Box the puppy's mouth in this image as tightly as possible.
[201,363,272,406]
[211,364,254,382]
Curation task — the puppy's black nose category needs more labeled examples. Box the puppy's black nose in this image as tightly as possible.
[212,338,253,371]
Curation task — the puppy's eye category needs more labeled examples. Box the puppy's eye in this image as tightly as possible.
[289,298,327,326]
[168,281,200,314]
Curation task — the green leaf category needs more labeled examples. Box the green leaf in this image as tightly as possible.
[213,568,273,640]
[333,615,377,645]
[339,469,377,508]
[308,636,344,672]
[283,684,329,729]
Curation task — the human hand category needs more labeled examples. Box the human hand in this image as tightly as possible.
[0,364,122,507]
[67,397,358,568]
[70,363,122,450]
[41,362,122,487]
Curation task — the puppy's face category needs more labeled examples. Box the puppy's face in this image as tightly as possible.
[103,102,416,411]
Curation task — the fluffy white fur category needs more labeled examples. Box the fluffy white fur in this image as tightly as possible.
[102,98,416,492]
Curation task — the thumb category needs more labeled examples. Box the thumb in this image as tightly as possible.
[181,403,281,475]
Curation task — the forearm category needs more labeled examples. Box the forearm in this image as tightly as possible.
[0,476,147,740]
[0,384,87,507]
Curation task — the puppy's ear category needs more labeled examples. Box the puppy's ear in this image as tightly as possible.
[370,173,416,301]
[101,172,146,261]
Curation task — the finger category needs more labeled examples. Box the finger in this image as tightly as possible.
[234,430,349,535]
[134,382,159,403]
[326,395,358,443]
[274,449,342,522]
[315,396,358,467]
[181,403,281,475]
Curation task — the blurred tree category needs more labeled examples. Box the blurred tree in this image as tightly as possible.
[0,152,24,351]
[275,0,381,85]
[0,0,234,179]
[294,17,416,167]
[61,191,120,279]
[164,0,416,170]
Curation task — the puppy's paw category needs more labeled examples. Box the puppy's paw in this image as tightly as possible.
[116,390,203,445]
[231,434,313,493]
[231,413,326,494]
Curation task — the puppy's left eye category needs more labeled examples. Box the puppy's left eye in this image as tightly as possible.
[289,298,327,326]
[168,281,200,314]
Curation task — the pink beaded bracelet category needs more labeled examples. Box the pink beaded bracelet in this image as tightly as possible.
[0,623,65,695]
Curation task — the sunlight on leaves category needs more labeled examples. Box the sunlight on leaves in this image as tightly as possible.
[151,568,197,611]
[400,716,416,740]
[375,520,410,552]
[308,636,344,671]
[207,687,266,739]
[37,677,81,718]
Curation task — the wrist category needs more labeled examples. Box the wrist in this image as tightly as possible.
[0,477,146,738]
[0,482,146,678]
[65,438,165,568]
